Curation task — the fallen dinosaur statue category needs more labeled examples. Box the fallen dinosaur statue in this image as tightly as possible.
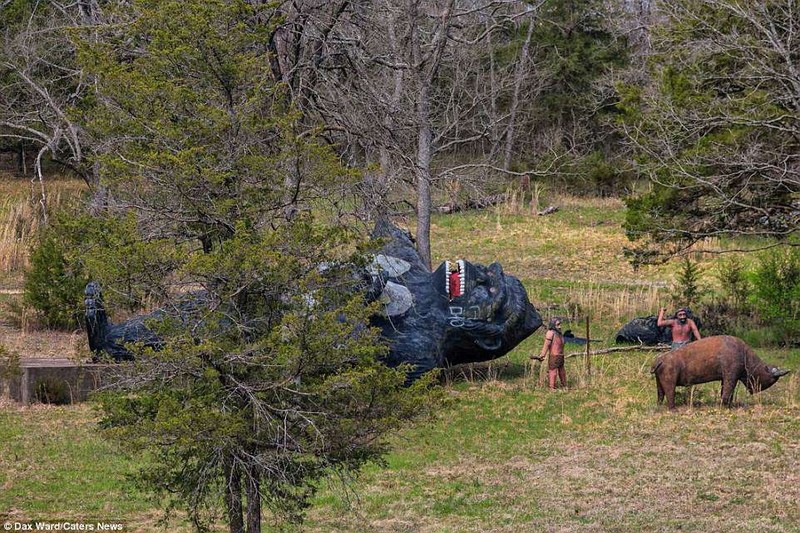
[85,220,543,381]
[651,335,790,409]
[614,309,702,345]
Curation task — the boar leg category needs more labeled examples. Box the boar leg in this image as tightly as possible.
[665,381,677,410]
[720,377,737,407]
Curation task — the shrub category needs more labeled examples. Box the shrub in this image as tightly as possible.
[736,325,790,350]
[716,256,750,311]
[1,295,27,330]
[697,257,754,336]
[670,257,705,308]
[749,248,800,346]
[582,151,634,197]
[696,300,738,337]
[23,229,88,330]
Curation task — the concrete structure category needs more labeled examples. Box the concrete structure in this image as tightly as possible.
[0,358,109,405]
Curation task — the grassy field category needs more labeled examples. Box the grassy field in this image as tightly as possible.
[304,353,800,532]
[1,186,799,532]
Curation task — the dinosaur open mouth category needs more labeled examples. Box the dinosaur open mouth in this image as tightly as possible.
[445,259,466,299]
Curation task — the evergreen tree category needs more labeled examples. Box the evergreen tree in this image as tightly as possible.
[518,0,630,194]
[77,1,438,530]
[751,248,800,345]
[670,257,704,308]
[534,0,627,146]
[24,229,88,329]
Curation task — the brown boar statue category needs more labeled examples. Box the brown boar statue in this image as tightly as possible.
[651,335,790,409]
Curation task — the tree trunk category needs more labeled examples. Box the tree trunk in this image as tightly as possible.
[415,84,433,270]
[245,467,261,533]
[503,14,535,172]
[17,144,26,176]
[223,456,244,533]
[410,0,454,270]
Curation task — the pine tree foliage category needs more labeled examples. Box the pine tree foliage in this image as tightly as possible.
[670,257,704,308]
[750,248,800,344]
[24,227,88,329]
[80,0,355,251]
[73,1,438,530]
[97,220,438,529]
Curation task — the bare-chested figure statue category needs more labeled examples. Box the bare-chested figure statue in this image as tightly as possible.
[533,317,567,389]
[657,307,701,350]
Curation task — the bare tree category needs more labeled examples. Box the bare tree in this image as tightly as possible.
[0,0,100,218]
[503,6,537,172]
[621,0,800,262]
[300,0,546,267]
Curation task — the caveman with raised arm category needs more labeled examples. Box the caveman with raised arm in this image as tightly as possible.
[657,307,701,350]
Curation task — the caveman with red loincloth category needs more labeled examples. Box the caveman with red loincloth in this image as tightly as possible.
[532,318,567,389]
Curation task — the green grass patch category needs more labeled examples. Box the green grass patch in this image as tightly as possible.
[0,404,152,523]
[302,349,800,531]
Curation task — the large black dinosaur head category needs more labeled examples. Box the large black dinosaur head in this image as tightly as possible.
[86,220,542,381]
[369,220,542,380]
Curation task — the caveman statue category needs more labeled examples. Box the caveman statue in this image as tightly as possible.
[614,309,702,345]
[85,220,543,380]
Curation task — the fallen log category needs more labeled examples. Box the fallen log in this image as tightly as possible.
[442,358,511,382]
[566,343,670,359]
[536,205,559,216]
[437,193,509,214]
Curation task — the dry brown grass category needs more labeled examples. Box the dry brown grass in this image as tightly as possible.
[0,195,40,273]
[480,423,800,533]
[0,175,88,360]
[0,174,86,275]
[560,282,665,323]
[0,322,85,359]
